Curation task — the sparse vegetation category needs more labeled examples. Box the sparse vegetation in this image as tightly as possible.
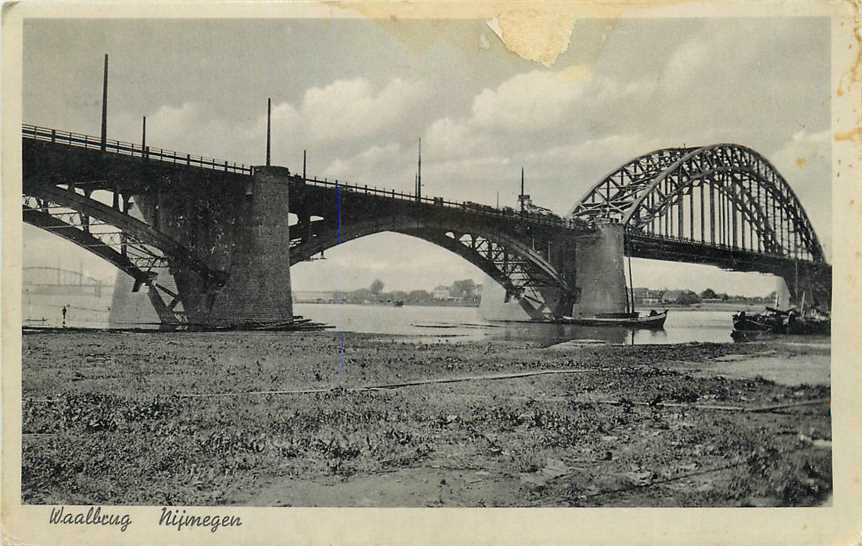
[21,332,831,507]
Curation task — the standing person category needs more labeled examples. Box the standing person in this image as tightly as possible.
[61,305,67,328]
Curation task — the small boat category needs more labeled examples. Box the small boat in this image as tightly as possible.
[732,306,830,337]
[732,309,778,333]
[558,239,668,330]
[560,310,668,329]
[560,239,669,330]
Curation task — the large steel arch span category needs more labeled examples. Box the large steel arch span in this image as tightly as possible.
[568,146,697,218]
[288,218,576,320]
[570,143,826,264]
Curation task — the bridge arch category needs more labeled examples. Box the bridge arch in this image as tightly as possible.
[23,183,228,327]
[288,217,576,320]
[570,143,826,264]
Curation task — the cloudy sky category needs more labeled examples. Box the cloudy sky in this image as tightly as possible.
[23,17,831,295]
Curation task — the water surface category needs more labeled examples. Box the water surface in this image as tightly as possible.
[25,296,807,347]
[295,303,741,346]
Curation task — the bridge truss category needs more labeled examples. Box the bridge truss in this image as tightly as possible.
[22,182,226,328]
[286,205,578,320]
[22,123,831,324]
[570,143,830,305]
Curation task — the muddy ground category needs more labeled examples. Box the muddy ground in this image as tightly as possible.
[21,331,831,507]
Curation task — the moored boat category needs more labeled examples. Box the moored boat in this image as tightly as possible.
[560,310,668,329]
[732,306,830,337]
[562,238,669,329]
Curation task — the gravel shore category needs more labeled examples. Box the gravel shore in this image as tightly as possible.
[21,330,831,507]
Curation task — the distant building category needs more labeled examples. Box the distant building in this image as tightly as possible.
[634,287,662,305]
[432,285,452,300]
[661,290,684,303]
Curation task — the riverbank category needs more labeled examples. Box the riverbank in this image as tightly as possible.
[21,330,830,507]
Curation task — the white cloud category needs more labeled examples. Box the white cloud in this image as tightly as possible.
[322,142,402,180]
[107,77,427,165]
[302,77,427,142]
[471,65,592,131]
[660,39,709,96]
[424,117,484,159]
[526,133,662,169]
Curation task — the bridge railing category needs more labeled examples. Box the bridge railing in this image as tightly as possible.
[22,124,253,175]
[23,123,588,231]
[298,174,588,230]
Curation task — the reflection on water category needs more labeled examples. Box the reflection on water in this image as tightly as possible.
[295,303,737,346]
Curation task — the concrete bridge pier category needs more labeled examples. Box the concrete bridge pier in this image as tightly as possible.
[479,221,629,321]
[571,221,629,317]
[207,166,294,326]
[776,263,832,311]
[134,166,294,327]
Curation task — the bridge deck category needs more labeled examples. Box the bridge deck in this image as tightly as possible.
[21,123,829,280]
[23,124,589,234]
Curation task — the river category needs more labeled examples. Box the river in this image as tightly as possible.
[295,303,743,345]
[23,296,779,346]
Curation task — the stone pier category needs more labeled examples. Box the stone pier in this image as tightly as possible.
[131,166,294,327]
[209,166,294,325]
[571,221,628,317]
[480,221,629,321]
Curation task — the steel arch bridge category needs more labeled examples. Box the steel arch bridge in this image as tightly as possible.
[570,144,831,305]
[21,124,831,326]
[21,124,585,324]
[570,144,825,262]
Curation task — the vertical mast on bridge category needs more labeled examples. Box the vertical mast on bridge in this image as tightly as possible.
[416,137,422,202]
[100,54,108,151]
[266,97,272,167]
[519,166,529,214]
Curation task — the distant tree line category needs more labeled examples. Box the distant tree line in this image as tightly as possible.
[334,279,481,306]
[634,287,776,306]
